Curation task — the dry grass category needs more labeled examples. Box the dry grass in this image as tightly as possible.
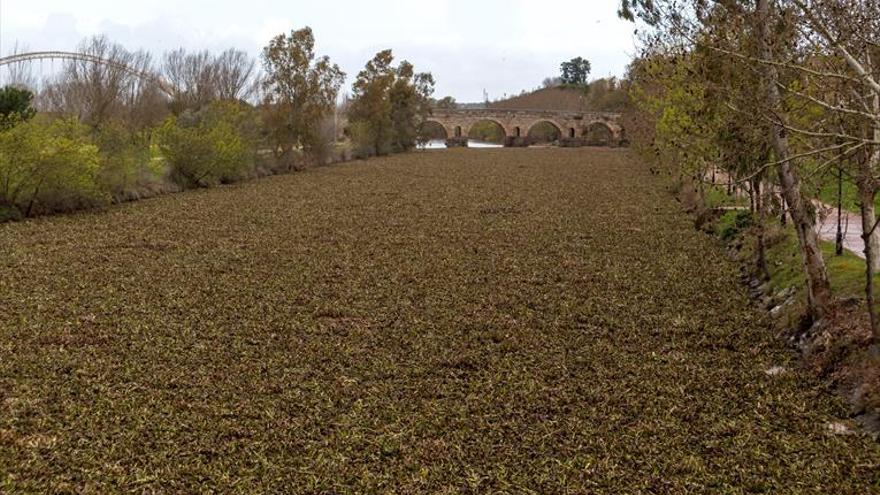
[1,148,879,493]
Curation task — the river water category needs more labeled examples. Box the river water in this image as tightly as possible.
[420,139,503,149]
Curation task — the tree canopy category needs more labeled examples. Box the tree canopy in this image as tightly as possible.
[560,57,592,86]
[348,50,434,156]
[0,86,36,124]
[262,26,345,167]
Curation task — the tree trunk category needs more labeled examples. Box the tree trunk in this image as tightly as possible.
[754,176,771,281]
[756,0,833,321]
[862,85,880,341]
[25,180,43,218]
[858,184,879,338]
[836,165,844,256]
[859,184,880,272]
[872,85,880,342]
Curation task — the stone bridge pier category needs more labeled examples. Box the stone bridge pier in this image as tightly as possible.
[424,108,626,148]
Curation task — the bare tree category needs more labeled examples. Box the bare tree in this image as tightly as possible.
[162,48,259,114]
[213,49,258,102]
[163,49,216,114]
[4,43,38,91]
[40,36,164,130]
[782,0,880,336]
[753,0,833,321]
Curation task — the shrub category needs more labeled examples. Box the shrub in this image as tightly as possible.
[348,121,376,159]
[155,102,256,189]
[0,117,104,218]
[716,209,753,242]
[93,123,159,201]
[0,204,21,222]
[304,114,340,167]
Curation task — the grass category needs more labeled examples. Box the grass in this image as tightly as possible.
[1,148,879,492]
[704,184,750,209]
[715,168,875,305]
[758,227,874,303]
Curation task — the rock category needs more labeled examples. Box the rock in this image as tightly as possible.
[765,366,787,376]
[770,298,795,318]
[827,422,856,436]
[773,287,796,300]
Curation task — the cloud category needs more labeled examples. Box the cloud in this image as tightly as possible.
[0,0,636,102]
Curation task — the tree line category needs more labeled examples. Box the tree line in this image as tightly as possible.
[0,27,435,221]
[618,1,880,340]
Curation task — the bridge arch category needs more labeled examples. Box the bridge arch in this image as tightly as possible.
[420,120,449,140]
[583,121,616,146]
[467,119,507,144]
[527,120,563,144]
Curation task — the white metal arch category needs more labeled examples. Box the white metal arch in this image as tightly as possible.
[0,51,174,96]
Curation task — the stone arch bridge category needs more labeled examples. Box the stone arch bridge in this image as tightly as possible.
[424,108,625,147]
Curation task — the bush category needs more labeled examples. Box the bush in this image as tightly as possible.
[0,117,104,218]
[0,204,21,222]
[349,121,376,159]
[717,209,753,242]
[306,114,340,166]
[156,102,257,189]
[94,123,160,201]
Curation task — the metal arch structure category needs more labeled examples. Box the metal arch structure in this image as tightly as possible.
[0,51,175,96]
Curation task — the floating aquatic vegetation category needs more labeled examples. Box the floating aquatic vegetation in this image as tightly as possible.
[0,148,877,492]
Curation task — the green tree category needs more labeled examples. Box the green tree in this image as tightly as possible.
[261,27,345,169]
[435,96,458,109]
[560,57,592,86]
[348,50,396,157]
[0,86,36,126]
[620,0,836,322]
[349,50,434,156]
[389,61,435,152]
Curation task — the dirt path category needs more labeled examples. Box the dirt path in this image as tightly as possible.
[1,149,878,492]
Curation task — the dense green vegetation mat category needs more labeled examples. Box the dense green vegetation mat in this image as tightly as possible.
[1,149,878,492]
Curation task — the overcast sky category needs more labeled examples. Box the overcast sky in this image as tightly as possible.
[0,0,637,102]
